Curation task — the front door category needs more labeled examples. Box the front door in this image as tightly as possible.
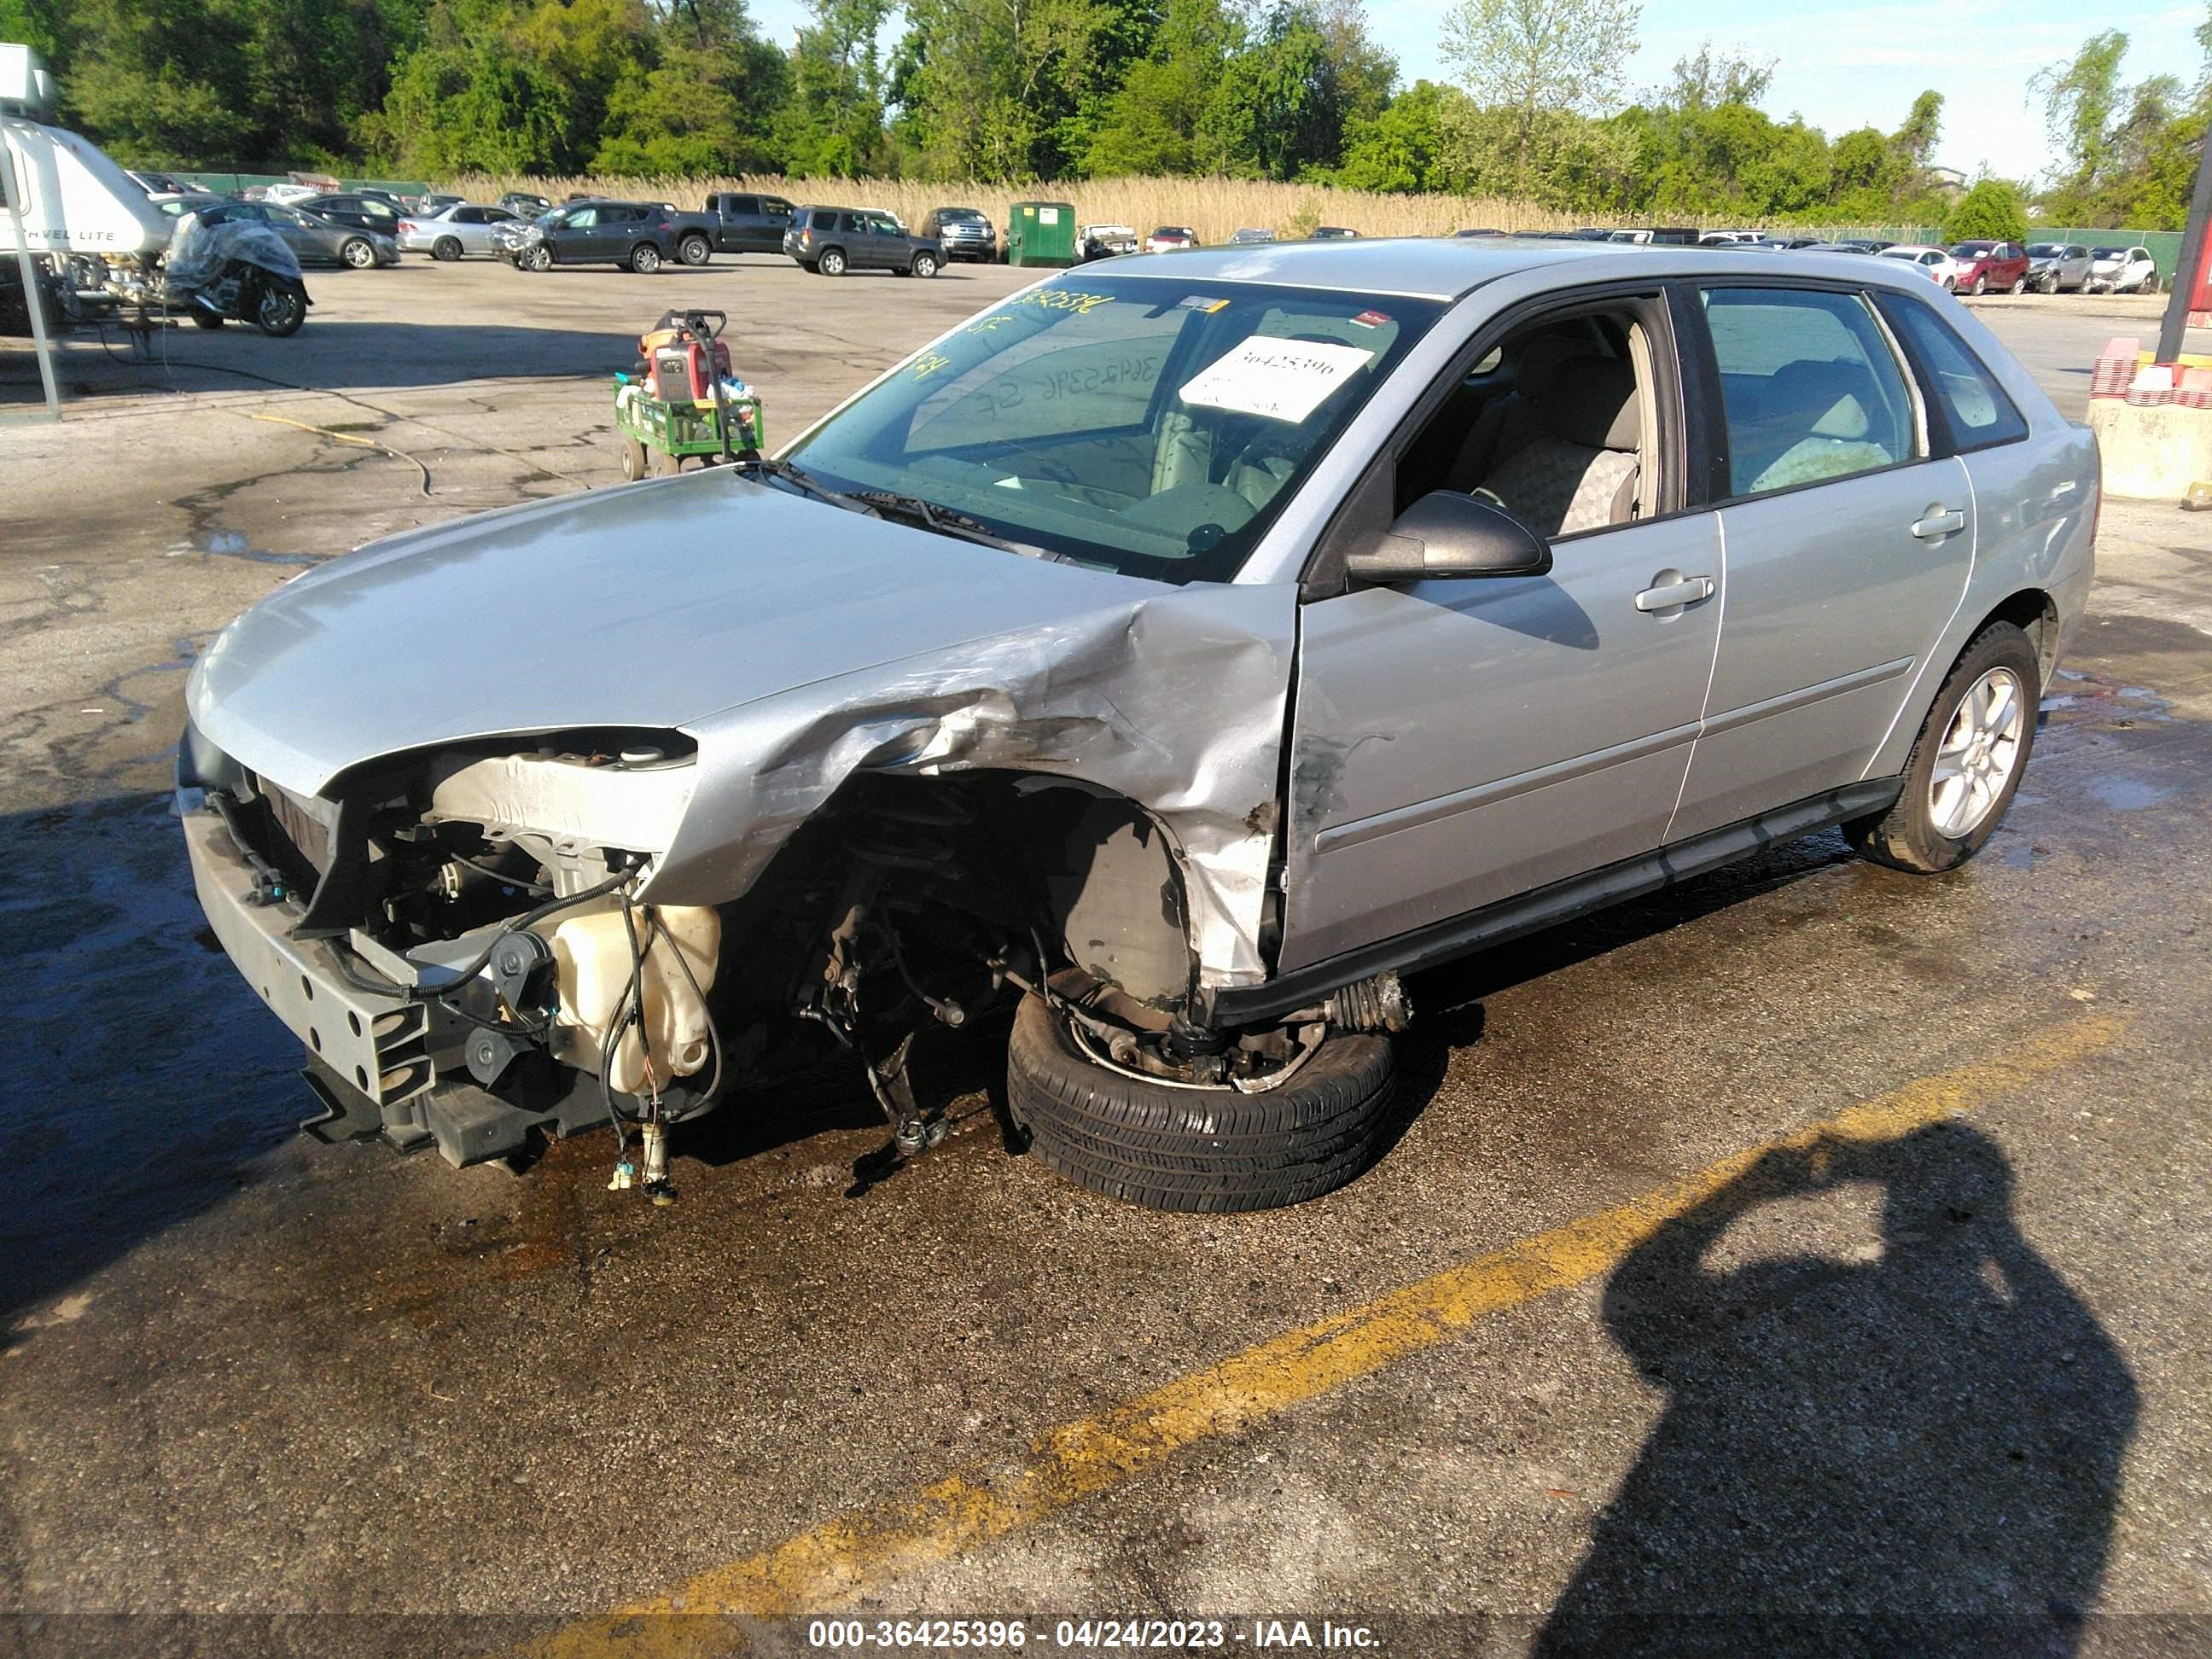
[1280,300,1724,972]
[1667,282,1975,840]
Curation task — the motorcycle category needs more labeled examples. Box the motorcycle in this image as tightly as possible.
[164,214,312,338]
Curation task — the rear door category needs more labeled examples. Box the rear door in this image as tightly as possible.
[1668,282,1973,840]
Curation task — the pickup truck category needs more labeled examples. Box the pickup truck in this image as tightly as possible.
[692,191,797,259]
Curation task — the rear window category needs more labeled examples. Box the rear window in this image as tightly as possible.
[1877,295,2029,452]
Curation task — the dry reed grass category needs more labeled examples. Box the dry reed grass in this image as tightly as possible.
[451,170,1578,242]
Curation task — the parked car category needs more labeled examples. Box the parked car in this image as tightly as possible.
[180,237,2095,1216]
[397,201,523,260]
[781,206,943,277]
[692,190,797,259]
[2087,246,2159,294]
[183,200,399,269]
[1837,238,1893,253]
[498,191,553,216]
[1453,228,1507,238]
[492,200,695,273]
[1760,236,1824,250]
[1145,225,1198,253]
[1946,241,2031,295]
[413,192,464,215]
[1227,227,1277,246]
[1796,242,1871,255]
[1877,244,1960,288]
[1608,227,1699,245]
[254,183,323,206]
[1312,226,1359,239]
[126,168,202,196]
[1078,224,1139,262]
[921,206,998,262]
[1699,230,1765,245]
[2023,242,2091,294]
[296,193,404,237]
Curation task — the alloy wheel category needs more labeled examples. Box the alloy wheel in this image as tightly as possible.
[1929,667,2024,837]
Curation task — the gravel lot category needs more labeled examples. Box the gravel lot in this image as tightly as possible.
[2,256,2208,1657]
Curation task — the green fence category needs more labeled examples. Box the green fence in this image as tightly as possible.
[171,171,432,199]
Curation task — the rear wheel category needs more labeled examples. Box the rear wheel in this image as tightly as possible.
[630,243,662,274]
[620,435,649,482]
[678,234,710,266]
[818,247,847,276]
[253,282,306,337]
[910,251,939,279]
[1845,622,2039,874]
[1004,994,1399,1213]
[432,236,463,262]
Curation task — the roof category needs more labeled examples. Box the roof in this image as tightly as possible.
[1087,236,1942,301]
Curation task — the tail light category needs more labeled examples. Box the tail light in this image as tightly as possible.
[398,219,416,234]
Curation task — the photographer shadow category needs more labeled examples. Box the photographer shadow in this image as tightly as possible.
[1536,1121,2138,1657]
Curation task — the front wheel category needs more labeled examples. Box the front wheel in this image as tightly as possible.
[2009,273,2027,294]
[521,244,551,273]
[1845,621,2039,873]
[630,243,662,274]
[1004,994,1398,1213]
[678,234,710,266]
[253,282,306,337]
[341,237,375,271]
[910,251,939,279]
[1969,275,1987,295]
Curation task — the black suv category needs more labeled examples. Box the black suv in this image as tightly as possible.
[493,201,689,273]
[297,193,403,236]
[920,207,997,262]
[783,207,943,277]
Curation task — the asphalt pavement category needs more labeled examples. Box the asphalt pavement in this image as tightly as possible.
[1,260,2207,1657]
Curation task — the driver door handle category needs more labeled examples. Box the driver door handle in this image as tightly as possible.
[1634,575,1714,612]
[1912,508,1966,539]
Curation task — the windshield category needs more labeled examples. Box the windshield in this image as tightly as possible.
[783,276,1443,584]
[2028,243,2061,256]
[1948,243,1992,257]
[2090,247,2124,258]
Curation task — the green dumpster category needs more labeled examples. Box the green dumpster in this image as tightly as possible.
[1005,201,1077,267]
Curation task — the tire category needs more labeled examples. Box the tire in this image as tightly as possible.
[341,237,375,271]
[1844,621,2040,874]
[620,435,649,482]
[433,237,463,262]
[190,311,224,330]
[630,243,662,274]
[1004,994,1398,1213]
[818,247,847,276]
[253,282,306,337]
[2009,273,2026,295]
[652,447,682,476]
[1969,275,1986,296]
[521,244,551,273]
[910,251,939,279]
[678,234,711,267]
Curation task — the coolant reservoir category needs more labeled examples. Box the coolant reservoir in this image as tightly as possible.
[538,903,721,1096]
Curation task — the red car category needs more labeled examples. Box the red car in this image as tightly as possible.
[1947,240,2031,295]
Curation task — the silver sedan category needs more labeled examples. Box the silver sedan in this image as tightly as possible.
[397,201,525,260]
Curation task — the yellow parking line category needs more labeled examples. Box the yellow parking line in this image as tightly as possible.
[521,1011,2124,1656]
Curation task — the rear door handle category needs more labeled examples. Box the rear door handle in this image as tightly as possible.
[1912,508,1966,539]
[1634,575,1715,613]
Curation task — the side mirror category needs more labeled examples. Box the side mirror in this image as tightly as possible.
[1345,492,1553,584]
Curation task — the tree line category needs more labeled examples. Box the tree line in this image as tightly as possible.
[0,0,2199,227]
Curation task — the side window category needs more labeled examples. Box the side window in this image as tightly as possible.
[841,213,867,234]
[763,197,791,218]
[730,195,757,215]
[867,214,899,237]
[452,207,482,224]
[810,209,835,231]
[1877,296,2029,452]
[566,207,598,229]
[1700,287,1916,498]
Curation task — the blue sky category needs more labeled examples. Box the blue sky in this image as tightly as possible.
[748,0,2203,185]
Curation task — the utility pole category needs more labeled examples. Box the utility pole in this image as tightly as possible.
[2157,119,2212,365]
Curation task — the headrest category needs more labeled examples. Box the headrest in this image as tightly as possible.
[1513,333,1588,400]
[1772,358,1874,440]
[1539,354,1640,451]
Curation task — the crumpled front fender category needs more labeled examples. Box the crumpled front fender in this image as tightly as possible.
[646,581,1299,990]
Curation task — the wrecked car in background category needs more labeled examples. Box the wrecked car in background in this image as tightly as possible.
[182,241,2098,1213]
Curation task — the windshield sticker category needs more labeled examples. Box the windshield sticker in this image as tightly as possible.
[1351,309,1392,329]
[1178,336,1377,424]
[1179,295,1231,313]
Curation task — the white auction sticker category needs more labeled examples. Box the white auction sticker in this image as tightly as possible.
[1178,335,1376,423]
